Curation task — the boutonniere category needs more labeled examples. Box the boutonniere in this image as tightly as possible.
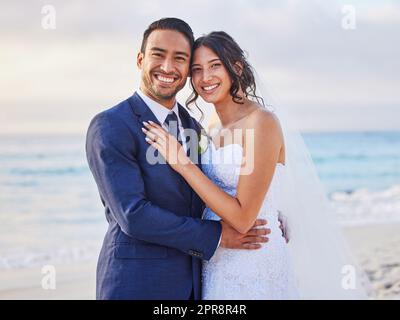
[198,128,211,155]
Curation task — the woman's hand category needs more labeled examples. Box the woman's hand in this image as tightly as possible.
[142,120,192,173]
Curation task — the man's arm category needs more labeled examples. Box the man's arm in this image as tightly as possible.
[86,112,221,260]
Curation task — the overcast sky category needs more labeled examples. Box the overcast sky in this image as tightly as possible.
[1,0,399,133]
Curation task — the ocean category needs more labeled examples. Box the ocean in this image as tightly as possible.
[0,132,399,270]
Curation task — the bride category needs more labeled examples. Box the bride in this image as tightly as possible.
[142,31,369,299]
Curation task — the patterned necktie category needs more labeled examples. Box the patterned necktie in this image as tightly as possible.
[164,111,182,145]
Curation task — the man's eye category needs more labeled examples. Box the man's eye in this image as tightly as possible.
[176,56,186,62]
[152,53,162,57]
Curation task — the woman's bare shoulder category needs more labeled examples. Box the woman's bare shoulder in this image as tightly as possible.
[244,104,281,132]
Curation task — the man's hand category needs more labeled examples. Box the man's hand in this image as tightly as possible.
[220,219,270,249]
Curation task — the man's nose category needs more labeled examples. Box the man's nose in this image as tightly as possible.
[160,58,174,73]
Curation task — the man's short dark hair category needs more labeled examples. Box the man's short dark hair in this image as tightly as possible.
[140,17,194,53]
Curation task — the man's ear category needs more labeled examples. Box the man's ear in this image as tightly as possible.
[137,52,144,69]
[234,62,243,76]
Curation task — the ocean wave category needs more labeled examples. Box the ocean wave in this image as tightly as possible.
[8,166,88,176]
[330,185,400,226]
[0,244,101,270]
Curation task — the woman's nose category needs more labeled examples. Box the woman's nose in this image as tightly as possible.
[202,70,213,82]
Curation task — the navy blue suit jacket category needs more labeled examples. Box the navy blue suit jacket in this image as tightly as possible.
[86,92,222,300]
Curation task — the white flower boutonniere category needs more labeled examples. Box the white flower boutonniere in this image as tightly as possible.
[198,128,211,155]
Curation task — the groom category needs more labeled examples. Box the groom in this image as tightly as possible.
[86,18,271,300]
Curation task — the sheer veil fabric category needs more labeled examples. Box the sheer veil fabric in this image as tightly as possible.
[252,69,372,299]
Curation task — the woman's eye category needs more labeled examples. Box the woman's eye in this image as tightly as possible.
[211,63,221,68]
[191,68,201,73]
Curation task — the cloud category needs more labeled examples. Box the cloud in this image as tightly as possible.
[0,0,399,133]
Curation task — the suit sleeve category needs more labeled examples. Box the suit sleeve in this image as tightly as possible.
[86,112,221,260]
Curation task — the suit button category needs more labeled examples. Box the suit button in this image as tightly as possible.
[188,249,203,258]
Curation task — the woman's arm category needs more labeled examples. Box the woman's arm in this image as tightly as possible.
[142,111,283,234]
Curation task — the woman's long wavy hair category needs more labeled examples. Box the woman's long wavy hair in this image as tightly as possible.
[186,31,265,122]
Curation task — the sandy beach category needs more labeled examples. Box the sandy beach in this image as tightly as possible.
[343,222,400,300]
[0,261,97,300]
[0,223,399,300]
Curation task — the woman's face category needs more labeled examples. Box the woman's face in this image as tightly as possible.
[191,46,232,104]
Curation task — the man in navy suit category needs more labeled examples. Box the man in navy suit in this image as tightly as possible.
[86,18,270,300]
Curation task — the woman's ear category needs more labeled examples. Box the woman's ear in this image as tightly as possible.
[234,62,244,76]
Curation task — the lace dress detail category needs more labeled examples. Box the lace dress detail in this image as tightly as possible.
[201,143,299,300]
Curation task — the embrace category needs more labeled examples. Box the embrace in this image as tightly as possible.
[86,18,368,300]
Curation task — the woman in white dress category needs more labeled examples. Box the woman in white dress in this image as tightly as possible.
[142,31,369,299]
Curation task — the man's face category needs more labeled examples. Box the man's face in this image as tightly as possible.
[137,29,191,107]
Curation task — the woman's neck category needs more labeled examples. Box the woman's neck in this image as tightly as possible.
[214,96,252,128]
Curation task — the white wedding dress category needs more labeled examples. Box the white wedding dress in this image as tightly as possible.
[201,142,300,300]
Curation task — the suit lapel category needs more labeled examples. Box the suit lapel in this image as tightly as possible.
[129,92,198,208]
[128,92,162,126]
[129,92,204,216]
[178,104,202,166]
[178,104,205,218]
